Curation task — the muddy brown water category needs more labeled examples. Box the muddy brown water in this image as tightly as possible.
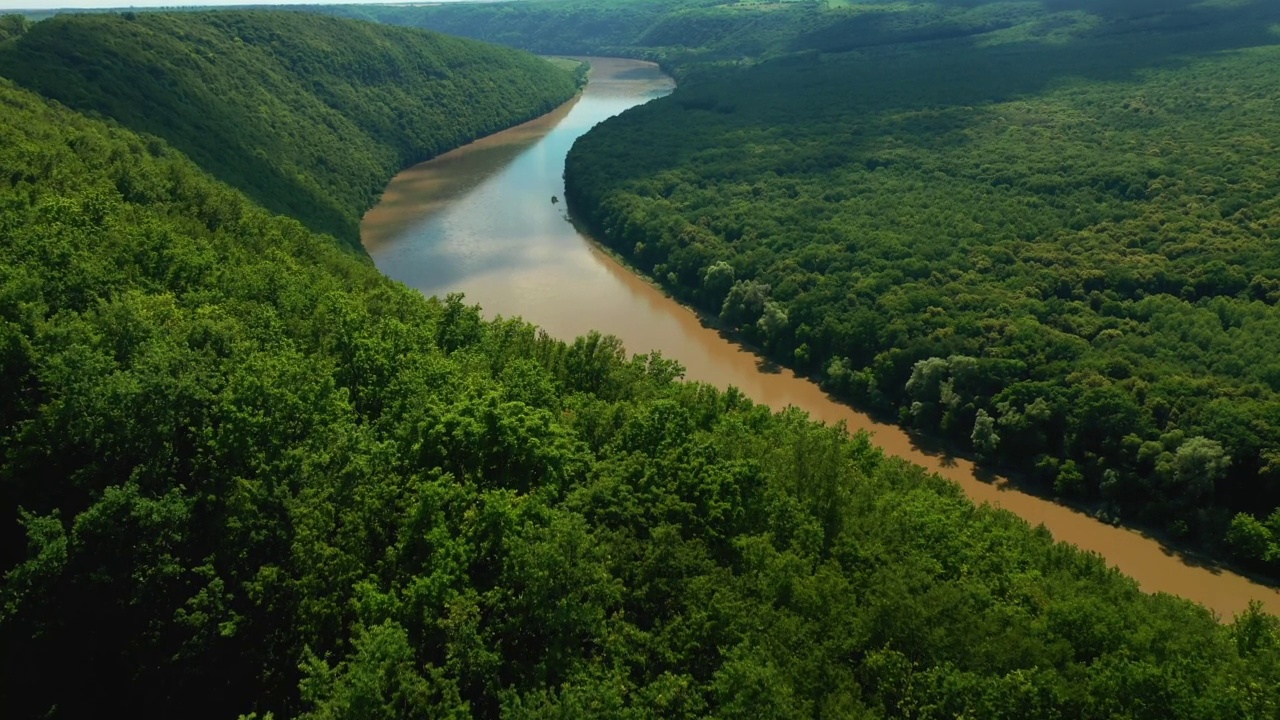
[362,57,1280,619]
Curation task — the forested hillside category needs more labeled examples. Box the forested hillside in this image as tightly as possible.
[4,26,1280,718]
[356,0,1280,572]
[0,11,581,248]
[318,0,722,61]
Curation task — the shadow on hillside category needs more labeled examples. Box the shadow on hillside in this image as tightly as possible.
[795,0,1279,117]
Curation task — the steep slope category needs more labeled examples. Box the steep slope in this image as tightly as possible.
[317,0,717,56]
[0,11,581,248]
[2,70,1279,718]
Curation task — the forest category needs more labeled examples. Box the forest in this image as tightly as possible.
[3,45,1280,719]
[3,5,1280,720]
[0,11,581,248]
[356,0,1280,573]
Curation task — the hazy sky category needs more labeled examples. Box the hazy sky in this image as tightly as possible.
[3,0,463,10]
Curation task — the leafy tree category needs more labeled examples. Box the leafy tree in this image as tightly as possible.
[701,259,735,308]
[0,15,29,42]
[300,622,470,720]
[720,279,770,330]
[1163,436,1231,506]
[1226,513,1274,563]
[970,409,999,458]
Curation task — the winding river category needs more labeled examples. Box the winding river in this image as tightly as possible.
[362,57,1280,619]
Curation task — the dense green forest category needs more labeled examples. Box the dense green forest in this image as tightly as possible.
[0,11,581,248]
[3,52,1280,719]
[349,0,1280,571]
[3,8,1280,719]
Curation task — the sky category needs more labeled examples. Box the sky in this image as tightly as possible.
[2,0,463,10]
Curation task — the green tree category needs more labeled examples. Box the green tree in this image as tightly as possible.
[1226,513,1274,563]
[720,279,770,330]
[1164,436,1230,504]
[300,622,470,720]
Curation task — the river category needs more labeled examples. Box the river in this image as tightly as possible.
[361,56,1280,619]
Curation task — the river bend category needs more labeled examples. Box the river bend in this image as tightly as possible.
[362,56,1280,619]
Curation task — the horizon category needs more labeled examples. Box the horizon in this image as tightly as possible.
[2,0,471,11]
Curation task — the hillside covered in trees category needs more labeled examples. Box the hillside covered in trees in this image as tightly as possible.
[354,0,1280,573]
[0,11,582,248]
[2,44,1280,718]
